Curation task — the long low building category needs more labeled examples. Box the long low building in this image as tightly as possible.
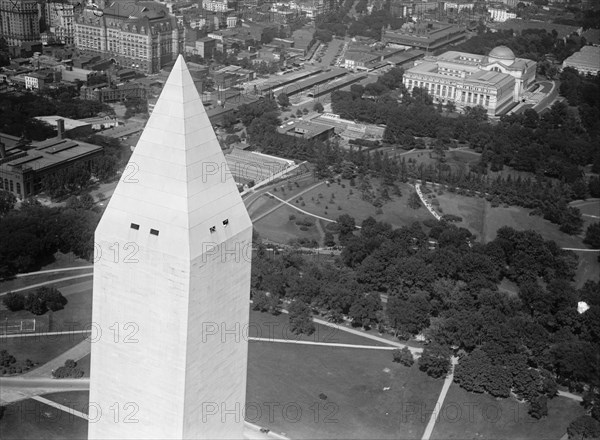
[275,68,349,97]
[402,46,536,116]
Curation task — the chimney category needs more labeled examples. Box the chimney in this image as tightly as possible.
[0,142,6,159]
[57,119,65,139]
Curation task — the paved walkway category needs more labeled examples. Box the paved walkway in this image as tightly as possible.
[0,330,91,339]
[264,192,362,230]
[251,181,326,224]
[421,356,459,440]
[0,273,93,296]
[31,395,89,420]
[249,337,397,350]
[14,266,93,278]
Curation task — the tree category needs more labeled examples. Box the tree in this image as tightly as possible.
[337,214,356,245]
[277,92,290,108]
[408,191,422,209]
[393,347,414,367]
[0,190,16,216]
[313,102,324,113]
[584,223,600,249]
[418,343,451,378]
[528,395,548,419]
[2,292,25,311]
[288,300,315,335]
[324,231,336,247]
[348,292,382,329]
[567,415,600,440]
[386,292,431,337]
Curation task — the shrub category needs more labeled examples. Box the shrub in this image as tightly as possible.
[289,214,296,221]
[392,347,414,367]
[3,292,25,312]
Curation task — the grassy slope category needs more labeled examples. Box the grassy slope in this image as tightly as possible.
[431,383,585,440]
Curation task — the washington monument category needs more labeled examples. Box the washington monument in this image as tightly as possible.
[88,55,253,439]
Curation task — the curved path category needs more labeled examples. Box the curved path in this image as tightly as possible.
[0,273,92,296]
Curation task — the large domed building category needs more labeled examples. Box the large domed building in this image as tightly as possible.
[402,45,537,116]
[488,45,516,65]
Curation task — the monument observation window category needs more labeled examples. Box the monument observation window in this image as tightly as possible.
[130,223,140,230]
[150,229,159,236]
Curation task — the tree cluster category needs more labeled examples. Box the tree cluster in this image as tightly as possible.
[52,359,85,378]
[3,287,67,315]
[0,202,100,278]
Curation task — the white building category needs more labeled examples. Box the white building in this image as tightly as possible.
[403,46,537,116]
[562,45,600,76]
[202,0,230,11]
[488,6,517,22]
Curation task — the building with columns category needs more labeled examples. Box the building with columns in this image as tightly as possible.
[74,0,182,74]
[403,46,536,116]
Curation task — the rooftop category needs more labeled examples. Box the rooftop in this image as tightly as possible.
[563,45,600,70]
[277,119,333,138]
[0,136,103,173]
[34,116,91,131]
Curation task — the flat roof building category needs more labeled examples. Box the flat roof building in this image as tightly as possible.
[562,46,600,76]
[277,119,335,141]
[383,22,467,52]
[403,46,537,116]
[0,124,103,199]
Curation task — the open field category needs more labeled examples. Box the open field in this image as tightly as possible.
[253,201,324,245]
[398,148,481,174]
[0,397,88,439]
[297,180,433,230]
[247,342,442,439]
[430,383,585,440]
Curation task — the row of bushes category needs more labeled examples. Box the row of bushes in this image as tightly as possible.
[3,287,67,316]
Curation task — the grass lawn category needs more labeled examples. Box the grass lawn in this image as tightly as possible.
[249,309,390,347]
[431,383,585,440]
[0,397,88,439]
[298,180,433,229]
[254,202,323,245]
[1,334,89,375]
[247,342,443,439]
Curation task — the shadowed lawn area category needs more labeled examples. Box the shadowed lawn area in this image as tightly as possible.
[249,309,391,347]
[247,342,443,439]
[431,383,585,440]
[0,397,88,439]
[1,334,89,375]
